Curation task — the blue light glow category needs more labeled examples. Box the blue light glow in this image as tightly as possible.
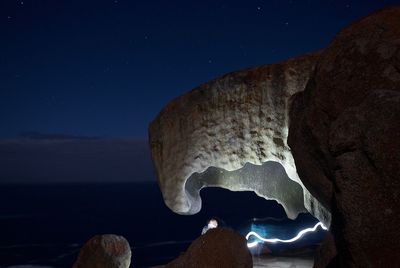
[246,222,328,248]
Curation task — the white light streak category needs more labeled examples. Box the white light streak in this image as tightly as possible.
[246,222,327,248]
[247,240,259,248]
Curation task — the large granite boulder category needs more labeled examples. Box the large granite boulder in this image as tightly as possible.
[288,7,400,267]
[72,234,131,268]
[166,228,252,268]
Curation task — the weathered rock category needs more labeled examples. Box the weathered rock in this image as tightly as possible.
[288,7,400,267]
[72,234,131,268]
[149,52,331,225]
[165,228,252,268]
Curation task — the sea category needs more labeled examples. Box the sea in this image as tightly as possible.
[0,182,326,267]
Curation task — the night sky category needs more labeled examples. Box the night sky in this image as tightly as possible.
[1,0,399,139]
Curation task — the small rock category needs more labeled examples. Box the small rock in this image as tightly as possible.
[166,228,252,268]
[72,234,131,268]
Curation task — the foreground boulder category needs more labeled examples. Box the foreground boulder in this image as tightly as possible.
[72,234,131,268]
[166,228,252,268]
[288,7,400,267]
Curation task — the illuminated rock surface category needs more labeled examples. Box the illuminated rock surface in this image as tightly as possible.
[165,228,252,268]
[289,7,400,267]
[72,234,131,268]
[186,161,306,219]
[149,52,331,225]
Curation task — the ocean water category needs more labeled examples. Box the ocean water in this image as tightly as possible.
[0,183,325,267]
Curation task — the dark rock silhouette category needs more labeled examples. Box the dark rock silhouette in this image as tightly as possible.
[72,234,131,268]
[289,7,400,267]
[165,228,252,268]
[313,233,337,268]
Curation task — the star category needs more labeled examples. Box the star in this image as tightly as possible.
[257,6,262,11]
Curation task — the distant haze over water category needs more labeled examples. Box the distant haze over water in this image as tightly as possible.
[0,134,154,184]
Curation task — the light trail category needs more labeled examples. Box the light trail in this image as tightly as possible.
[246,222,328,248]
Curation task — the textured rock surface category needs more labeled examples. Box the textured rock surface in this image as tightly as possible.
[288,7,400,267]
[149,53,331,224]
[72,234,131,268]
[165,228,252,268]
[186,161,306,219]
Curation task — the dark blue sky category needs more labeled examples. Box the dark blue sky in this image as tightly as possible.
[1,0,398,139]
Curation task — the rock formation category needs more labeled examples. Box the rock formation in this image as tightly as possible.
[149,6,400,268]
[165,228,252,268]
[72,234,131,268]
[288,7,400,267]
[149,52,331,225]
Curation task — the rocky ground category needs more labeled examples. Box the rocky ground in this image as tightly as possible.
[253,256,313,268]
[152,256,313,268]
